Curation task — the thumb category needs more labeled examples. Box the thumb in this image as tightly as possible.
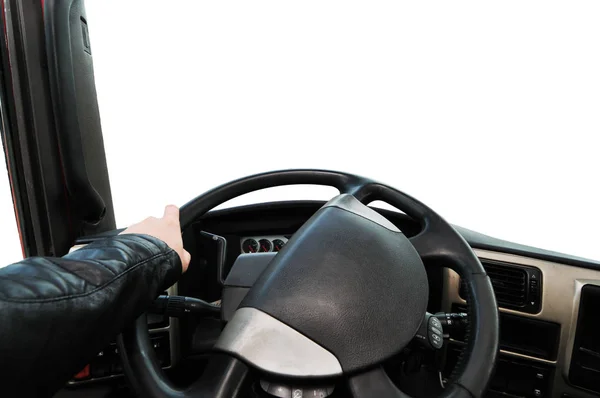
[182,250,191,273]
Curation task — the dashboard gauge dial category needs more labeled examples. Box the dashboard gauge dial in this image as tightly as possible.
[258,239,272,253]
[272,239,286,252]
[242,239,259,253]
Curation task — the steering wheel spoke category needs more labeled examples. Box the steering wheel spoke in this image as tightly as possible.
[347,366,475,398]
[118,315,249,398]
[348,367,410,398]
[408,223,455,264]
[337,180,475,270]
[187,353,249,398]
[339,178,375,202]
[409,223,489,278]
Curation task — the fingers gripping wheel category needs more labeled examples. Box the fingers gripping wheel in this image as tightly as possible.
[119,170,499,398]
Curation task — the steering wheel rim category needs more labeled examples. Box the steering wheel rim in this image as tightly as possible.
[119,169,499,398]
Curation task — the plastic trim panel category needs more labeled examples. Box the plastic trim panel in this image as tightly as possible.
[443,249,600,398]
[215,307,342,377]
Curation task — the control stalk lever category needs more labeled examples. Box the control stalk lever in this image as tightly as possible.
[414,312,445,350]
[149,295,220,317]
[433,312,468,337]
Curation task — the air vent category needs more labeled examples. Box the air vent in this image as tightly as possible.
[486,262,527,306]
[459,260,542,314]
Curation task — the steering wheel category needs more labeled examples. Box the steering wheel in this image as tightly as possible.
[118,170,499,398]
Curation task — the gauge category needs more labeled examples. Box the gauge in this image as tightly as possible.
[258,239,272,253]
[242,239,259,253]
[272,239,286,252]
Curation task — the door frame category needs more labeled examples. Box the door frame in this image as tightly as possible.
[0,0,115,257]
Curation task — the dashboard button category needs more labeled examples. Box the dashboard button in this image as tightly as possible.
[268,384,292,398]
[302,387,331,397]
[430,326,443,335]
[289,386,333,398]
[535,371,545,380]
[430,316,442,330]
[429,332,443,349]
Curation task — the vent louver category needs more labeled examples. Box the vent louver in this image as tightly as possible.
[485,262,527,306]
[459,260,541,314]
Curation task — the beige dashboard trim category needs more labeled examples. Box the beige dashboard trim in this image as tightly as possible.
[448,338,557,365]
[443,249,600,398]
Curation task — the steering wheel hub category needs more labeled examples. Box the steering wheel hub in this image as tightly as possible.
[216,194,429,376]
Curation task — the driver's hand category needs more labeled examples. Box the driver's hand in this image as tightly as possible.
[120,205,191,273]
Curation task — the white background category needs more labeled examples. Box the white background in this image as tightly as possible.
[1,1,599,266]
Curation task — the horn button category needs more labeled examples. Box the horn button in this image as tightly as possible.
[216,195,429,376]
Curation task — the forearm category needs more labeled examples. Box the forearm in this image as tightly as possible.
[0,234,181,397]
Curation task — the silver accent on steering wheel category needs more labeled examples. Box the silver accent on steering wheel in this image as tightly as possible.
[215,307,343,377]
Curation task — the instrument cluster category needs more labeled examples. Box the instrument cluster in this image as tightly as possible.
[240,236,289,254]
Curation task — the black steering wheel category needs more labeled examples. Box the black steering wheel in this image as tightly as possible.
[119,170,499,398]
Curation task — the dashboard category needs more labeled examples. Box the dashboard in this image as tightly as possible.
[62,200,600,398]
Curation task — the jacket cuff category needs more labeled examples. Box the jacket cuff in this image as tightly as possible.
[118,233,183,290]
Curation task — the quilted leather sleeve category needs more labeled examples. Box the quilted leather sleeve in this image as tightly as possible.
[0,233,182,397]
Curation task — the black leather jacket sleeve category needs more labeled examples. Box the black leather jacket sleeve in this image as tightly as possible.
[0,233,182,397]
